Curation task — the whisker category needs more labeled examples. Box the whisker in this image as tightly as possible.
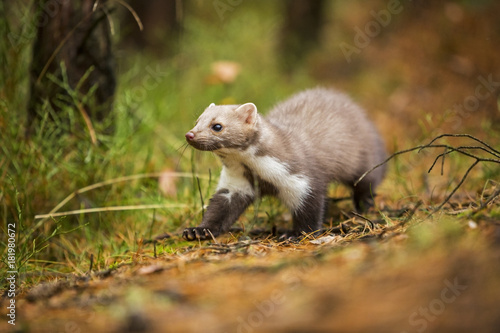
[176,142,189,153]
[175,143,191,169]
[180,143,190,158]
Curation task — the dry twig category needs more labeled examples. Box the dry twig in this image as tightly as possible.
[355,134,499,215]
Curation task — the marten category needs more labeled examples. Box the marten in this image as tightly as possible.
[183,88,386,240]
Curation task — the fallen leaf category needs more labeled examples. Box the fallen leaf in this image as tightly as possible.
[137,265,164,275]
[310,235,343,245]
[158,169,178,197]
[210,61,241,83]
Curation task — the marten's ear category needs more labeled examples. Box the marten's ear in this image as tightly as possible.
[235,103,257,125]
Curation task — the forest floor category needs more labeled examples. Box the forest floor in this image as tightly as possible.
[4,199,500,333]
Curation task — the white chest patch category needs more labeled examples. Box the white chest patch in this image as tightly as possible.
[216,147,310,210]
[216,162,254,200]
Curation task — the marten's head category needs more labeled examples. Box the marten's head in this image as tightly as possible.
[185,103,259,152]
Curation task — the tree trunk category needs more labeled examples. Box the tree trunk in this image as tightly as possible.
[121,0,182,56]
[279,0,326,72]
[27,0,116,134]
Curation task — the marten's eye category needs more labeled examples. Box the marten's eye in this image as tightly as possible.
[211,124,223,132]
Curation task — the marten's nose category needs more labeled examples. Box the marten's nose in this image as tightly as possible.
[185,131,195,141]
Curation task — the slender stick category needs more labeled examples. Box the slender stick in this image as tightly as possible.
[430,160,479,214]
[423,134,500,156]
[36,172,209,226]
[196,176,205,217]
[354,146,424,187]
[35,204,188,220]
[440,147,447,176]
[354,134,499,216]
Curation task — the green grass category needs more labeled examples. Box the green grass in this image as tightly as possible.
[0,2,315,281]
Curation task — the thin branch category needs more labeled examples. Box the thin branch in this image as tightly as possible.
[354,146,424,187]
[113,0,143,31]
[34,172,210,226]
[427,145,500,174]
[88,253,94,273]
[428,146,500,166]
[402,200,423,225]
[100,5,115,36]
[430,160,479,214]
[440,147,446,176]
[357,142,499,187]
[350,211,374,229]
[423,134,500,156]
[453,146,500,159]
[354,133,499,217]
[426,145,499,164]
[196,176,205,217]
[77,102,97,145]
[428,148,453,174]
[34,204,188,220]
[473,186,500,214]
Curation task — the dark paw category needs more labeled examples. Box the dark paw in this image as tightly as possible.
[183,227,218,241]
[278,230,301,242]
[354,197,375,213]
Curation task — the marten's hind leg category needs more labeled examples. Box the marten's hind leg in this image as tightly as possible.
[352,177,376,212]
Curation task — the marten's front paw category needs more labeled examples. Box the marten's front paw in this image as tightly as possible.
[278,231,301,242]
[183,227,218,241]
